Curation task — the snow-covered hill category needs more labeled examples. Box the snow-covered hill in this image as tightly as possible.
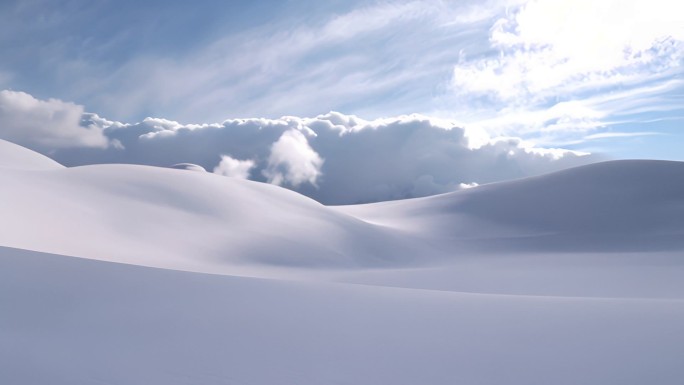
[336,159,684,252]
[1,139,683,384]
[0,139,425,273]
[3,137,682,271]
[0,139,64,170]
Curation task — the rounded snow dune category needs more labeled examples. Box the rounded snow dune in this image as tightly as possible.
[0,139,64,170]
[337,160,684,253]
[0,162,425,273]
[1,138,683,273]
[2,143,683,385]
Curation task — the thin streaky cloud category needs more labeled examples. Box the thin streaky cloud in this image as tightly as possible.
[584,132,663,140]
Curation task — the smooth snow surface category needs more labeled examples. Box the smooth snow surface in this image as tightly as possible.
[1,141,683,384]
[334,160,684,253]
[2,246,684,385]
[0,139,64,170]
[0,162,424,272]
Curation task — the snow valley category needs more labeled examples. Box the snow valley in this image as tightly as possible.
[1,138,683,385]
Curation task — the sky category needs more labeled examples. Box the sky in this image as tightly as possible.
[0,0,682,203]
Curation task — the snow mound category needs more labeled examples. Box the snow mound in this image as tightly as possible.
[0,162,423,273]
[170,163,207,172]
[0,139,64,170]
[2,142,683,385]
[1,139,682,274]
[337,160,684,252]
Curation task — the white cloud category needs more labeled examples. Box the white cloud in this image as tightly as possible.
[213,155,255,179]
[0,90,111,151]
[263,130,324,188]
[583,131,662,141]
[448,0,684,144]
[460,76,683,147]
[454,0,684,102]
[464,100,607,139]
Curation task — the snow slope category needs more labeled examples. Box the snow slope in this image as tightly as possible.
[1,139,684,384]
[0,139,64,170]
[336,159,684,253]
[3,135,682,273]
[0,139,426,272]
[2,246,683,385]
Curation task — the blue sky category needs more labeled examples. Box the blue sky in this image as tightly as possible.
[0,0,682,163]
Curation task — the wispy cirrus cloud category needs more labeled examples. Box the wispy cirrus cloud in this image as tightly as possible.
[583,132,662,141]
[63,1,501,123]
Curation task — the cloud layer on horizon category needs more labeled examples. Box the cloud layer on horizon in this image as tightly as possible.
[0,92,598,204]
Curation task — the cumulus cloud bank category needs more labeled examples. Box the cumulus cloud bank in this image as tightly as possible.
[44,109,597,204]
[0,91,112,151]
[0,89,602,204]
